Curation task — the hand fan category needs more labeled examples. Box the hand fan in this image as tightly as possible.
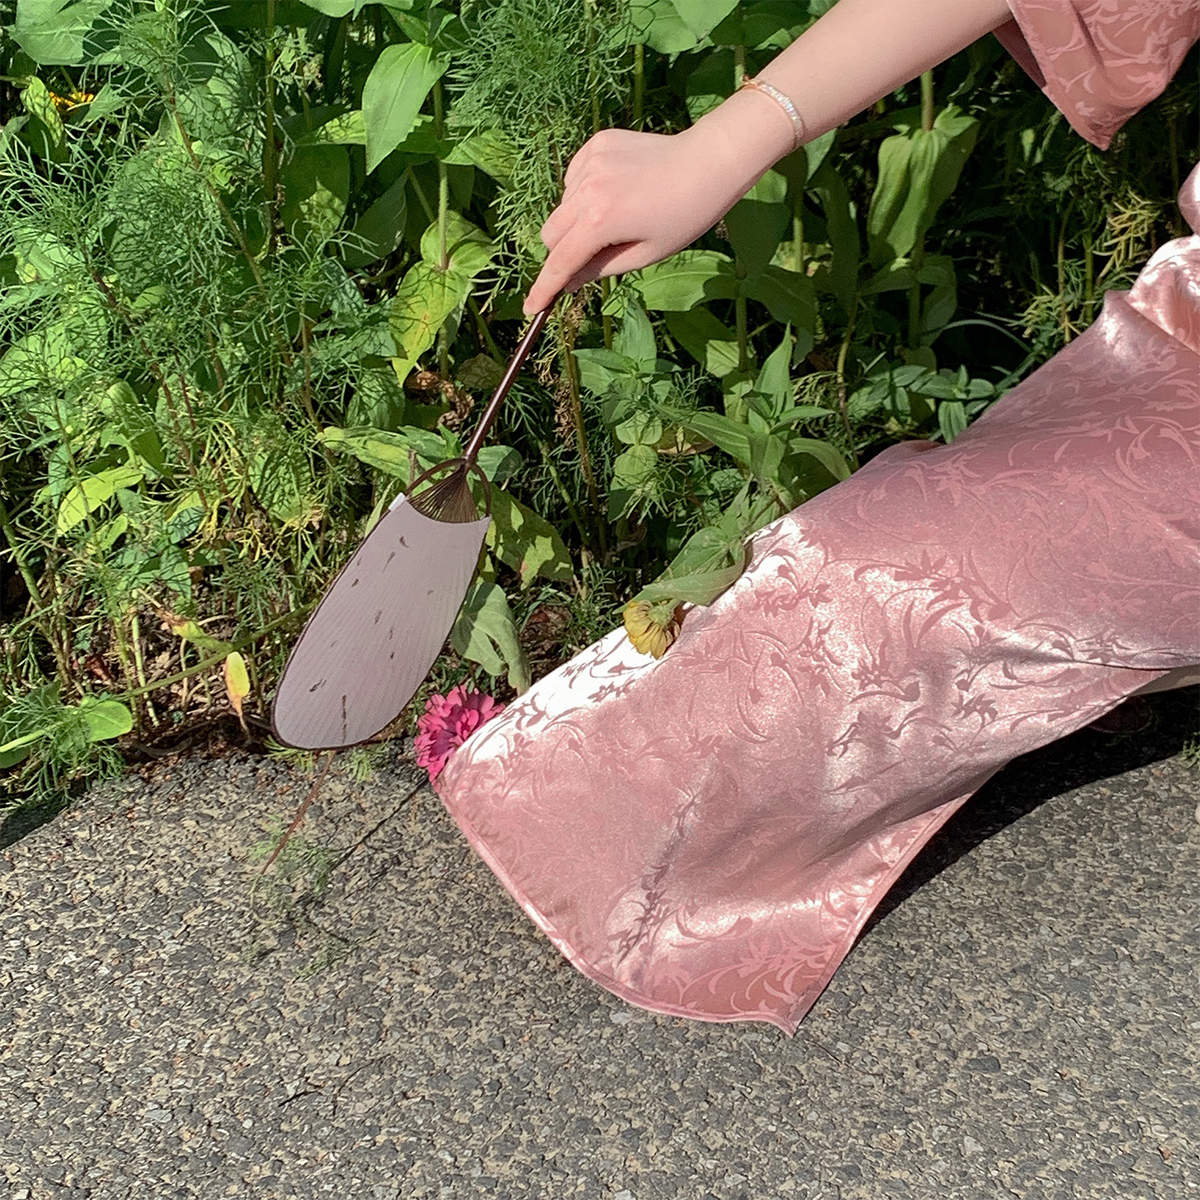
[271,297,559,749]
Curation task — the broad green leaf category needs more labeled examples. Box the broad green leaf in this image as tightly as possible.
[938,399,968,443]
[12,0,111,64]
[770,406,836,431]
[632,250,737,311]
[344,175,408,268]
[163,614,233,655]
[636,561,746,607]
[419,212,495,279]
[725,170,789,279]
[99,380,151,441]
[743,266,816,343]
[678,411,754,464]
[783,435,851,482]
[247,415,308,523]
[486,490,572,586]
[165,491,205,543]
[224,652,251,724]
[753,330,792,418]
[613,301,657,370]
[803,129,837,183]
[444,127,519,185]
[573,347,638,397]
[867,107,979,267]
[476,445,522,486]
[77,697,133,742]
[670,0,739,38]
[21,77,65,147]
[11,221,84,280]
[362,43,447,173]
[919,255,959,336]
[0,322,88,398]
[348,368,408,432]
[684,47,735,121]
[612,444,658,489]
[664,308,740,378]
[57,464,144,534]
[861,260,916,296]
[389,262,470,380]
[628,0,704,53]
[925,108,980,220]
[319,424,447,481]
[664,520,745,577]
[299,0,356,14]
[84,512,128,555]
[710,0,811,48]
[295,108,367,145]
[452,580,530,692]
[867,129,936,266]
[280,145,349,244]
[614,412,663,446]
[807,161,859,314]
[633,518,750,607]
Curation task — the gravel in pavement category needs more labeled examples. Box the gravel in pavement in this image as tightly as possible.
[1,688,1197,1200]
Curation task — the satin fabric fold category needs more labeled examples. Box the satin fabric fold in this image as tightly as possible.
[995,0,1200,150]
[434,5,1200,1032]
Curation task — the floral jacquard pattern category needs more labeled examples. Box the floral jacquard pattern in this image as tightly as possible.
[435,8,1200,1032]
[996,0,1200,149]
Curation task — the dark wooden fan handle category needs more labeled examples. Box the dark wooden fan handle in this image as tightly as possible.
[462,294,561,465]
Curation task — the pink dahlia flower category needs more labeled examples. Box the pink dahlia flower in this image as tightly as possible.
[414,685,504,783]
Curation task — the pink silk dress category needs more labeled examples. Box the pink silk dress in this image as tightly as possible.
[436,1,1200,1033]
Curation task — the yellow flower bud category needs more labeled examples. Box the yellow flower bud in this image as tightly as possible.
[623,599,683,659]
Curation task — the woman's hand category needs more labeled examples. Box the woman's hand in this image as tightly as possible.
[522,110,789,316]
[523,0,1016,317]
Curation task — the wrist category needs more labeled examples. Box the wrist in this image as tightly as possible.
[684,86,799,195]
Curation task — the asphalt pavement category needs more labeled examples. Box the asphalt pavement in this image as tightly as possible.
[1,687,1197,1200]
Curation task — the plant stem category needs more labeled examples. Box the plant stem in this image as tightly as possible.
[406,164,435,223]
[263,0,278,253]
[632,42,644,130]
[115,605,312,702]
[920,69,935,132]
[467,294,503,361]
[735,258,749,372]
[261,751,334,870]
[129,609,158,728]
[245,649,265,720]
[560,329,606,557]
[538,439,590,550]
[835,295,861,470]
[587,0,604,135]
[907,71,936,351]
[110,614,142,736]
[163,91,271,308]
[0,488,70,690]
[1083,228,1095,325]
[1057,212,1071,345]
[907,231,925,351]
[433,81,451,377]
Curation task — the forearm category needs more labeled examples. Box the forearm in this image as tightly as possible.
[690,0,1014,192]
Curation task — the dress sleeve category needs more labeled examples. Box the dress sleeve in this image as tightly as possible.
[994,1,1200,149]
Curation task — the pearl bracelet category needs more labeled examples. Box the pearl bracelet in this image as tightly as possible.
[739,75,806,153]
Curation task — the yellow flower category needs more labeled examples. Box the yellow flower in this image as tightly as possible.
[623,599,683,659]
[49,89,94,113]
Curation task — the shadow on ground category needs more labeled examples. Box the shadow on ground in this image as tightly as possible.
[865,684,1199,930]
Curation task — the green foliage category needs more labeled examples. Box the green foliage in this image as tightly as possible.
[0,0,1195,819]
